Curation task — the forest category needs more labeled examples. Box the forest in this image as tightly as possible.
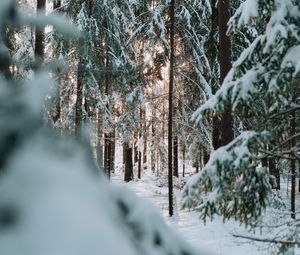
[1,0,300,254]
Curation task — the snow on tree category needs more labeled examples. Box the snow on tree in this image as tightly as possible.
[183,0,300,225]
[182,131,271,224]
[0,2,212,255]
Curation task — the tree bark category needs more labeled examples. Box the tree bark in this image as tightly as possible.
[291,108,296,219]
[204,151,210,165]
[173,133,178,177]
[134,131,138,165]
[96,110,103,171]
[51,0,62,125]
[218,0,234,146]
[269,157,279,189]
[53,0,61,10]
[110,129,115,174]
[168,0,175,217]
[210,0,222,150]
[35,0,46,64]
[124,142,133,182]
[103,26,111,178]
[138,108,142,179]
[151,114,156,173]
[182,143,185,177]
[75,59,84,134]
[143,109,147,170]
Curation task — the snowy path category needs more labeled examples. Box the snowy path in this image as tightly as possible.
[112,174,265,255]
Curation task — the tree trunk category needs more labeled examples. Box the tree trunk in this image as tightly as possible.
[143,109,147,169]
[209,0,222,150]
[182,143,185,177]
[195,163,199,173]
[151,114,156,173]
[52,0,62,126]
[218,0,234,146]
[104,133,111,178]
[173,133,178,177]
[96,110,103,171]
[291,108,296,219]
[203,151,210,165]
[124,142,133,182]
[35,0,46,64]
[134,131,138,165]
[123,142,126,166]
[168,0,175,217]
[110,129,115,174]
[103,27,111,178]
[53,0,61,10]
[268,158,279,189]
[75,59,84,134]
[138,108,142,179]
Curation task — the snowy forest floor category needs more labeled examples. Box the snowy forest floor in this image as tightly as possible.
[112,171,269,254]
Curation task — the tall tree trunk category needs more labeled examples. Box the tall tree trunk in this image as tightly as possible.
[143,108,147,169]
[218,0,234,146]
[138,108,142,179]
[291,107,296,219]
[35,0,46,64]
[75,59,84,134]
[151,113,156,173]
[124,142,133,182]
[211,0,221,150]
[269,157,279,189]
[52,0,62,125]
[173,132,178,177]
[173,103,178,178]
[110,128,115,174]
[168,0,175,217]
[134,131,138,165]
[96,110,103,171]
[182,143,185,177]
[204,151,210,165]
[195,162,199,173]
[123,142,126,166]
[104,28,111,178]
[104,133,111,178]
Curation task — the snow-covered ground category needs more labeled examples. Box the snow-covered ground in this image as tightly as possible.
[112,173,269,255]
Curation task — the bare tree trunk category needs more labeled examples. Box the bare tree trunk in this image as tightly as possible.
[269,157,279,189]
[143,109,147,169]
[168,0,175,217]
[204,151,210,165]
[75,59,84,134]
[96,110,103,171]
[209,0,222,150]
[195,163,199,173]
[291,107,296,219]
[123,141,126,166]
[104,133,112,178]
[138,108,142,179]
[103,27,111,178]
[218,0,234,146]
[35,0,46,64]
[110,128,115,174]
[134,131,138,165]
[151,114,156,173]
[173,133,178,177]
[124,142,133,182]
[182,143,185,177]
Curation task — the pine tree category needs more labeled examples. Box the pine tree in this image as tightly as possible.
[183,0,300,225]
[168,0,175,217]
